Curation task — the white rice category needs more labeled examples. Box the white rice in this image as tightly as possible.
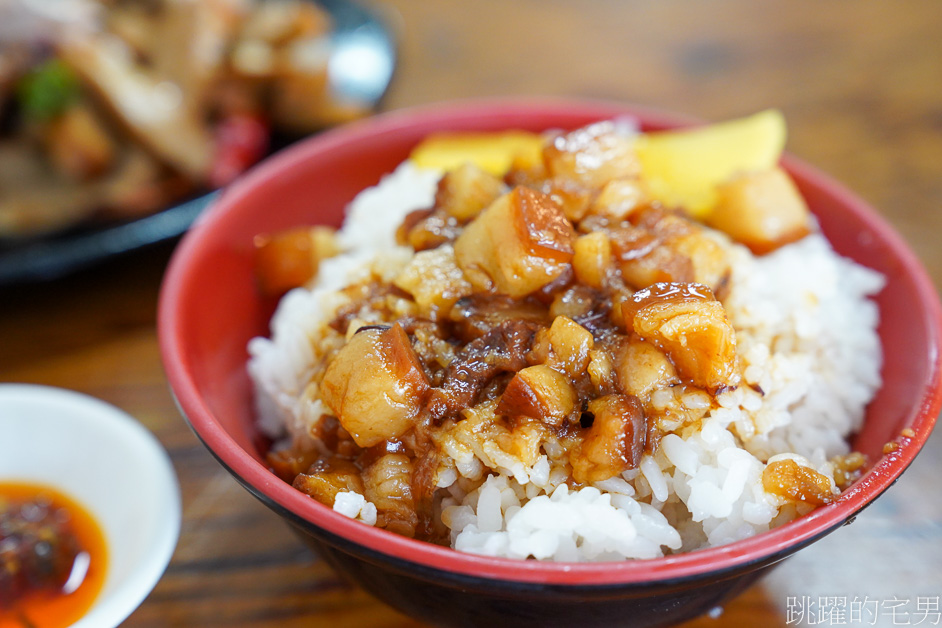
[247,162,885,561]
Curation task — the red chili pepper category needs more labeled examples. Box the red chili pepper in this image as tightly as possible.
[210,113,270,188]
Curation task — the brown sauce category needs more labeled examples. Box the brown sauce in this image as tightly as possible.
[0,482,107,628]
[761,459,835,506]
[255,121,827,542]
[830,452,868,490]
[265,187,741,541]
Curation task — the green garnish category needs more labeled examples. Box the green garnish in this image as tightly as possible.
[16,59,81,120]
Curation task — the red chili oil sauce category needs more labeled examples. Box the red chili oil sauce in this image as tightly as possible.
[0,482,107,628]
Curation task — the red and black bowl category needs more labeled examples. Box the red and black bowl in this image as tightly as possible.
[157,99,942,627]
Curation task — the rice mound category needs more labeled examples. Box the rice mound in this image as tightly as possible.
[248,162,884,561]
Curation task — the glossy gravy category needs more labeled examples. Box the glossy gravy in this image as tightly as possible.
[0,482,107,628]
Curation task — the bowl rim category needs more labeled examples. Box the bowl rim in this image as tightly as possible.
[158,97,942,586]
[0,383,181,626]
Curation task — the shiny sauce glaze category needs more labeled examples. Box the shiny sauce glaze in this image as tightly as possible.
[0,483,107,628]
[256,121,853,543]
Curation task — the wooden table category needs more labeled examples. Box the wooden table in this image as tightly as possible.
[2,1,941,626]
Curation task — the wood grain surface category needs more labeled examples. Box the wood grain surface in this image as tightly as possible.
[2,1,941,626]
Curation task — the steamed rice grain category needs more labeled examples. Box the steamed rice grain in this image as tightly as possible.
[248,161,884,562]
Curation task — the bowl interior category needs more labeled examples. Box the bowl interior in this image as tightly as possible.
[0,384,181,628]
[160,100,942,584]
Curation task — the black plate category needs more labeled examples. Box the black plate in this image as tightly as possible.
[0,0,396,286]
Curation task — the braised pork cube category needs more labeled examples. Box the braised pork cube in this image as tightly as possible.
[253,225,338,296]
[320,323,430,447]
[670,231,731,294]
[496,365,577,427]
[572,231,614,289]
[393,244,473,319]
[397,207,462,251]
[504,150,548,189]
[587,347,618,396]
[543,121,641,189]
[762,458,836,506]
[570,394,645,484]
[530,315,595,379]
[616,339,680,399]
[435,162,505,222]
[540,177,596,222]
[268,446,320,483]
[588,178,648,221]
[363,453,419,537]
[548,285,612,333]
[293,457,365,506]
[611,225,695,289]
[707,167,813,254]
[619,282,740,392]
[454,186,575,297]
[629,207,730,291]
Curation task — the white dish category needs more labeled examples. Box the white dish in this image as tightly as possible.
[0,384,181,628]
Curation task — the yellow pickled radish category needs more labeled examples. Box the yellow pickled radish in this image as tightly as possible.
[634,109,787,218]
[410,130,544,175]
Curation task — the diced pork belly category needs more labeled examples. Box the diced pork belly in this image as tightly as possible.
[543,120,641,189]
[454,186,575,297]
[618,282,740,392]
[707,167,812,255]
[320,323,431,447]
[570,394,645,484]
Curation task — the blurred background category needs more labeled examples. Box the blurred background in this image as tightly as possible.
[1,1,940,626]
